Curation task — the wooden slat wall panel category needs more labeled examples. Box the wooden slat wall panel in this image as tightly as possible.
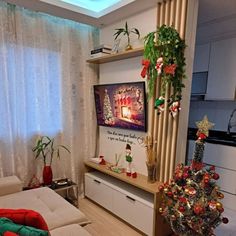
[150,0,188,182]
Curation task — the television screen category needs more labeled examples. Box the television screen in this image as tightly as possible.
[94,81,147,132]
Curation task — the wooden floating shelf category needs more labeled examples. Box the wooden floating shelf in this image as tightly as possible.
[86,47,144,64]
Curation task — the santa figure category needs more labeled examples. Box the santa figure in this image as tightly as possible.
[155,96,165,115]
[169,101,181,117]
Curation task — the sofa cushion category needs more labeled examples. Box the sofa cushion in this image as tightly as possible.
[0,187,89,230]
[0,176,22,197]
[0,218,48,236]
[0,209,48,231]
[50,224,91,236]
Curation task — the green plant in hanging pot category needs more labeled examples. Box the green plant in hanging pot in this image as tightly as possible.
[32,136,70,185]
[114,21,140,51]
[140,25,186,117]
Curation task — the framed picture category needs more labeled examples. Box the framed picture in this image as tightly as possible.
[93,81,147,132]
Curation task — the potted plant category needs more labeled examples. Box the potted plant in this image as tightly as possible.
[114,21,140,51]
[32,136,70,185]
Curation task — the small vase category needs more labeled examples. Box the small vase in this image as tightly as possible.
[146,162,157,183]
[43,165,53,185]
[125,44,133,51]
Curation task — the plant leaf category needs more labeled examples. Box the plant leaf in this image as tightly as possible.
[59,145,71,153]
[125,21,128,32]
[131,28,140,38]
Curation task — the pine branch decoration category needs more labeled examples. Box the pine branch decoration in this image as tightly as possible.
[141,25,186,102]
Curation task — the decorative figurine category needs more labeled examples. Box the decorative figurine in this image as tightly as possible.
[125,144,137,178]
[169,100,181,117]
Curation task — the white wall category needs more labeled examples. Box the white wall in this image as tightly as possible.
[97,8,157,175]
[189,101,236,131]
[189,12,236,132]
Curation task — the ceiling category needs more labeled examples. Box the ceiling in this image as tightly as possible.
[4,0,160,27]
[198,0,236,26]
[3,0,236,28]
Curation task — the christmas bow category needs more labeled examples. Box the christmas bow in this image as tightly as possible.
[140,59,150,78]
[164,64,177,75]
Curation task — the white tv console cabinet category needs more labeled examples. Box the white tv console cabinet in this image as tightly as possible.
[84,160,171,236]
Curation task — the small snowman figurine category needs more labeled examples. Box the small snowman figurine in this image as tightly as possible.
[125,144,137,178]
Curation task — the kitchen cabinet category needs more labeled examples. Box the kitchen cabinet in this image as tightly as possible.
[206,37,236,100]
[186,140,236,210]
[85,171,154,235]
[193,43,210,73]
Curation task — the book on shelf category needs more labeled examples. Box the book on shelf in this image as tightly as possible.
[90,52,111,58]
[91,48,111,54]
[93,44,112,50]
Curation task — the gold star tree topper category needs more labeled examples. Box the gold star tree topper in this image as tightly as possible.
[196,115,214,137]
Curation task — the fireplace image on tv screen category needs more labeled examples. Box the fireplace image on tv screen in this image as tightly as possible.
[94,82,147,132]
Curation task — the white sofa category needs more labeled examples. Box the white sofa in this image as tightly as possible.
[0,176,91,236]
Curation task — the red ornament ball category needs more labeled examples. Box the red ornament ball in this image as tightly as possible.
[222,217,229,224]
[167,191,173,197]
[159,185,164,191]
[179,197,187,204]
[193,204,204,215]
[218,207,224,213]
[210,165,215,171]
[213,173,220,180]
[178,206,185,213]
[183,172,189,179]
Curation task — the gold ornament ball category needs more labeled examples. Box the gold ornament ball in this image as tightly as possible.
[159,207,164,213]
[216,202,223,209]
[184,188,189,194]
[164,188,168,193]
[171,215,176,220]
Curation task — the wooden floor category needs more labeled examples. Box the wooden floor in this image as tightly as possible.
[79,197,144,236]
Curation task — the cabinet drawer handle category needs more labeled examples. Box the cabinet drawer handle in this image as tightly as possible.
[126,195,136,202]
[93,179,101,184]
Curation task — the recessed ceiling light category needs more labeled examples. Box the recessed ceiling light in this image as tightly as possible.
[40,0,136,17]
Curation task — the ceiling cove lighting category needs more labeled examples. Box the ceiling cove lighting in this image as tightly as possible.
[60,0,121,13]
[41,0,136,17]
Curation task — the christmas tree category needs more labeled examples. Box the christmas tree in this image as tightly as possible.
[159,116,229,236]
[103,89,115,125]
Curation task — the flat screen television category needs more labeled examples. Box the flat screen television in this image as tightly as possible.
[93,81,147,132]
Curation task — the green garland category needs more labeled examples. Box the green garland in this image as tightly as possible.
[141,25,186,104]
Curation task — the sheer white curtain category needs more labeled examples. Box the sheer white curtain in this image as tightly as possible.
[0,2,99,191]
